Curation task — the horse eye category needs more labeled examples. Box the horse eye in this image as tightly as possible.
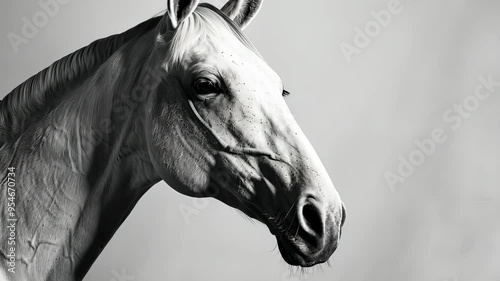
[282,89,290,97]
[192,78,220,96]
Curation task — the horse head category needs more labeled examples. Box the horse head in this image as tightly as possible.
[145,0,345,267]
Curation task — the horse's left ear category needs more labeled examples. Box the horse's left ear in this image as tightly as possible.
[166,0,200,29]
[221,0,263,30]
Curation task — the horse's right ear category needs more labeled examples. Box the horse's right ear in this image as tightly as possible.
[165,0,200,29]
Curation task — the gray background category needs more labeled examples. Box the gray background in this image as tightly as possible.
[1,0,500,280]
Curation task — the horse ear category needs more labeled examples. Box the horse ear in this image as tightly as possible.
[221,0,263,29]
[166,0,200,29]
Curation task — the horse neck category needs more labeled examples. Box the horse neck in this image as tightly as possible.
[0,30,162,281]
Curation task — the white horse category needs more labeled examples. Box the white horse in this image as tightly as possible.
[0,0,345,280]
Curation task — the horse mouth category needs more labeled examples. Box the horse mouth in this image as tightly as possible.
[277,237,315,267]
[276,235,335,267]
[236,195,342,267]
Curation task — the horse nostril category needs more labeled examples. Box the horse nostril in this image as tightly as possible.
[300,202,324,244]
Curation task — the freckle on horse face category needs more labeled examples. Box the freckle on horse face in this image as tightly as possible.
[0,0,345,279]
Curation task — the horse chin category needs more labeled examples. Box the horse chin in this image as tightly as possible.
[275,235,336,268]
[277,239,317,267]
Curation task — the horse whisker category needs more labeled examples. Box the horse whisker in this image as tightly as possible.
[285,212,297,233]
[294,218,301,239]
[279,198,299,228]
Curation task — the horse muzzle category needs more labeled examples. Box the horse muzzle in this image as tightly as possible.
[274,195,346,267]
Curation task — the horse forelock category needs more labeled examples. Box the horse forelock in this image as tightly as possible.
[162,3,263,71]
[0,16,162,146]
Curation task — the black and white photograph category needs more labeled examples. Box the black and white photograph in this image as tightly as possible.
[1,0,499,280]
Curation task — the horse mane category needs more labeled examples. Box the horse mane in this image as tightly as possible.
[0,16,162,146]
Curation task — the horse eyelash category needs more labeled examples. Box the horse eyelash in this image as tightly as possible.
[282,89,290,97]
